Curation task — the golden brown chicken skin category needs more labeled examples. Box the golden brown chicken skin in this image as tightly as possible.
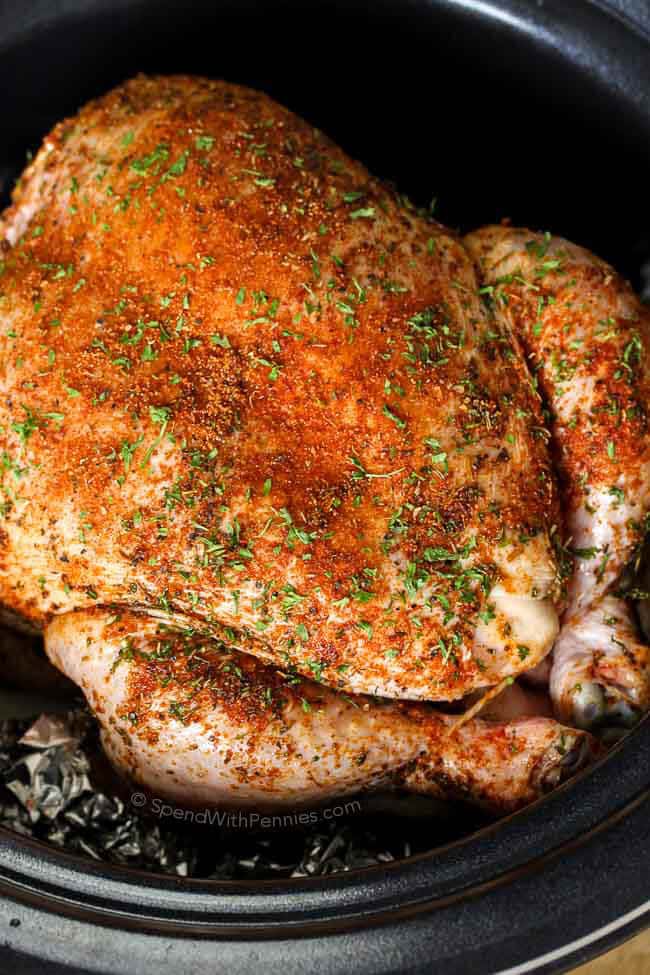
[0,75,562,705]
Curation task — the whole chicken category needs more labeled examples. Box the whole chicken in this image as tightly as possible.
[1,75,645,813]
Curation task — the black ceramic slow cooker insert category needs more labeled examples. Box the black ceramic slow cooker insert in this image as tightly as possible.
[0,1,649,972]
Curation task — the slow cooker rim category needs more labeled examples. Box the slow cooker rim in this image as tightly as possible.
[0,786,648,939]
[0,714,647,930]
[0,770,648,975]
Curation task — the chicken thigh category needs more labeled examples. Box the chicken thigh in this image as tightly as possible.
[46,608,594,812]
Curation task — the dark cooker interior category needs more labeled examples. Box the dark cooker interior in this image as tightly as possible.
[0,0,649,876]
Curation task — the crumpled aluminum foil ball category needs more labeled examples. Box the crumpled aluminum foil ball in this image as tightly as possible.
[0,711,198,875]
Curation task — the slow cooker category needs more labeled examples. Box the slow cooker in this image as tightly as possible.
[0,1,648,972]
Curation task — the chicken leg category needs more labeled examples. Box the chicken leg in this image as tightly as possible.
[466,226,650,727]
[45,608,596,812]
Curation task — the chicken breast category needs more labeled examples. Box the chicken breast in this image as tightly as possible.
[466,226,650,727]
[0,76,561,703]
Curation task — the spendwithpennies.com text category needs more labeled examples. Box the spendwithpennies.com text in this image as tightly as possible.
[131,791,362,829]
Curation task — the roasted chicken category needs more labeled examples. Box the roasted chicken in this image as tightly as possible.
[1,75,647,812]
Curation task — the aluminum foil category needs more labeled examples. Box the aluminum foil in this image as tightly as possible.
[0,711,198,875]
[0,709,469,879]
